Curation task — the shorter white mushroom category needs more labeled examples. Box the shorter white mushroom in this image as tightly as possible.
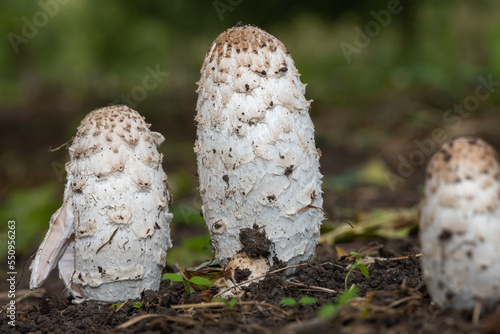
[30,105,173,303]
[420,137,500,310]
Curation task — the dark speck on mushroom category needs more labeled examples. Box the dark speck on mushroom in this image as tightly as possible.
[439,229,453,241]
[440,149,451,162]
[445,291,454,301]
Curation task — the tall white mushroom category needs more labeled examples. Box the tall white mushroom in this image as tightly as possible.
[30,105,173,303]
[420,137,500,310]
[194,23,323,276]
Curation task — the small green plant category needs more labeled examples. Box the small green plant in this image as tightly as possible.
[225,298,237,309]
[211,297,237,309]
[108,302,123,310]
[108,300,142,311]
[317,287,358,319]
[162,272,213,302]
[314,252,369,320]
[132,301,143,308]
[279,296,317,310]
[344,251,369,291]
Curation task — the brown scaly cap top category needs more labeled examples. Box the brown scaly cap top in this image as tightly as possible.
[199,23,297,81]
[76,105,150,137]
[426,137,500,185]
[70,105,164,161]
[205,23,288,63]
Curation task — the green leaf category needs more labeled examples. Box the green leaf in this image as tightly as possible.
[162,273,185,283]
[133,301,143,308]
[350,251,361,260]
[338,286,358,305]
[298,297,317,305]
[189,276,213,286]
[211,297,236,308]
[358,264,370,278]
[317,288,359,319]
[318,304,339,319]
[279,297,297,306]
[225,298,236,309]
[108,302,122,310]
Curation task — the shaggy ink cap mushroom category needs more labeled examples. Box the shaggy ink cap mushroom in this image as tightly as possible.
[30,105,173,303]
[194,23,324,282]
[420,136,500,310]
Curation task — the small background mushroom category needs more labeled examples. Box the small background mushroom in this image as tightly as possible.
[420,137,500,310]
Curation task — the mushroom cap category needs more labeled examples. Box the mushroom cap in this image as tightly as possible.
[420,136,500,310]
[196,24,309,119]
[71,105,164,166]
[425,136,500,186]
[201,23,289,74]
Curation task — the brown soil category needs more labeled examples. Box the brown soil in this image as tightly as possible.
[2,236,500,334]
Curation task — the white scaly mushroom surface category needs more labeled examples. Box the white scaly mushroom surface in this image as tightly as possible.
[194,24,323,270]
[30,105,173,303]
[420,137,500,310]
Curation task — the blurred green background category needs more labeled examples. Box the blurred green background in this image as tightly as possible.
[1,0,500,266]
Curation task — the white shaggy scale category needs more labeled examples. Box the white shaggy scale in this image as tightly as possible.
[420,137,500,310]
[194,24,323,270]
[30,105,173,303]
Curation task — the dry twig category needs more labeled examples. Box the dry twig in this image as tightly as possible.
[117,314,200,329]
[172,301,291,317]
[0,289,46,314]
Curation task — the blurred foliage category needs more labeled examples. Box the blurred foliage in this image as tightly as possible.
[166,234,213,269]
[0,183,60,263]
[320,207,419,245]
[1,1,500,108]
[324,157,390,193]
[1,1,500,263]
[171,201,205,227]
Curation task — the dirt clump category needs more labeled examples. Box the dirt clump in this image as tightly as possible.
[238,224,271,258]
